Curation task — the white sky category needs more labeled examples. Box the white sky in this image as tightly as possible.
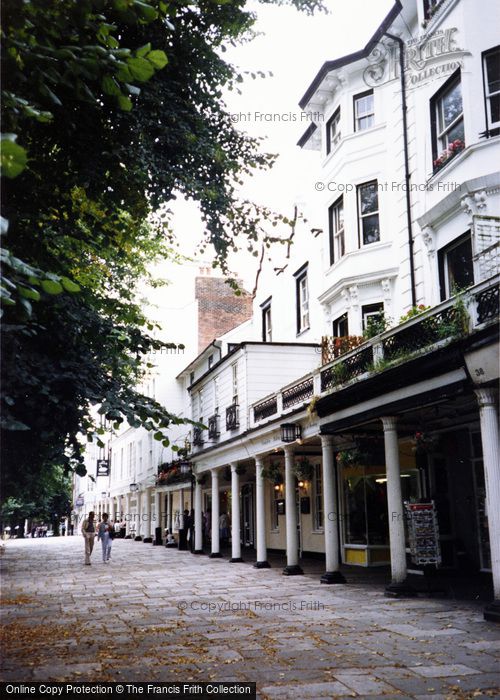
[164,0,395,290]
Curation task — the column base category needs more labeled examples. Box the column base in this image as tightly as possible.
[320,570,346,584]
[209,552,222,558]
[229,557,244,563]
[484,600,500,623]
[385,580,417,598]
[143,537,153,543]
[134,536,143,542]
[152,541,163,546]
[254,560,271,569]
[125,535,132,539]
[193,549,205,555]
[283,565,304,576]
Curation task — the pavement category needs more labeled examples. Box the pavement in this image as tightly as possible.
[1,536,500,699]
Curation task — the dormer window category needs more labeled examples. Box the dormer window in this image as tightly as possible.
[326,107,341,154]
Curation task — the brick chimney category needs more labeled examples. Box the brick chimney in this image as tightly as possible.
[195,269,253,352]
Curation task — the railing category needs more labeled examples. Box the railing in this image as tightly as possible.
[192,427,204,447]
[249,277,499,423]
[253,396,278,423]
[282,377,314,409]
[226,404,239,431]
[208,414,219,440]
[321,335,365,365]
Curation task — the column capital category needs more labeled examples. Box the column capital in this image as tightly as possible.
[320,434,334,448]
[230,462,239,472]
[210,467,220,477]
[475,387,498,408]
[381,416,398,431]
[283,443,295,456]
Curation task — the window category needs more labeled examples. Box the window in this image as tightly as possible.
[271,486,281,530]
[197,389,204,423]
[138,440,143,473]
[333,313,349,338]
[328,196,345,265]
[189,371,195,386]
[483,47,500,133]
[362,303,384,332]
[431,72,464,169]
[148,433,153,468]
[357,181,380,245]
[120,448,124,479]
[295,265,310,334]
[208,354,214,370]
[313,464,323,530]
[326,107,341,154]
[231,362,238,404]
[438,233,474,300]
[354,90,374,131]
[213,377,219,413]
[261,297,272,342]
[423,0,440,20]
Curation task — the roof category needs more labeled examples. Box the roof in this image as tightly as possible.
[298,0,403,110]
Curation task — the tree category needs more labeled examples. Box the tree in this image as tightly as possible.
[1,0,324,513]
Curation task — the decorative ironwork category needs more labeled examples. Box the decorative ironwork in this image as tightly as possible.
[383,305,467,361]
[208,414,219,440]
[321,335,364,365]
[192,427,204,447]
[476,285,499,324]
[226,403,239,431]
[282,378,314,410]
[320,347,373,392]
[156,462,193,486]
[254,396,278,422]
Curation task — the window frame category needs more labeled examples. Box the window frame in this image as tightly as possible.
[328,195,345,266]
[333,313,349,338]
[482,46,500,135]
[353,89,374,132]
[260,296,272,342]
[326,106,341,154]
[362,302,384,332]
[357,180,380,247]
[294,264,310,335]
[313,464,324,531]
[231,362,238,404]
[437,232,474,301]
[430,70,464,167]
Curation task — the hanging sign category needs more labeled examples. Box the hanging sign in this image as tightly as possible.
[96,459,110,477]
[404,501,441,566]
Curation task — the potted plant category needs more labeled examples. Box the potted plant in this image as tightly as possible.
[294,458,314,481]
[261,462,283,485]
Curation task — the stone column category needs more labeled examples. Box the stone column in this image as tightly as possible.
[254,456,270,568]
[476,389,500,622]
[143,487,152,542]
[194,479,204,554]
[230,463,243,562]
[320,435,346,584]
[109,497,116,524]
[382,416,415,597]
[124,493,131,537]
[135,490,142,540]
[283,444,303,575]
[209,469,222,558]
[153,490,161,545]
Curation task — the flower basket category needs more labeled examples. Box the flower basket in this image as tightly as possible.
[261,462,283,485]
[433,139,465,172]
[294,458,314,481]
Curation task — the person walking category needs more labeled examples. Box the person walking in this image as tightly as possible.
[81,511,96,565]
[97,513,113,563]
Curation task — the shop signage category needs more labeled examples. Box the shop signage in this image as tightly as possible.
[405,501,441,566]
[96,459,110,477]
[75,497,84,507]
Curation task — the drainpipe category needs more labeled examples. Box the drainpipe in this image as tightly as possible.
[385,32,417,307]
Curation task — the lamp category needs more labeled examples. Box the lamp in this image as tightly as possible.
[281,423,302,443]
[298,480,305,489]
[129,482,138,492]
[179,460,191,475]
[101,491,107,498]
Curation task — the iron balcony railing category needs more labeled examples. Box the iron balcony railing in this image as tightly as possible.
[226,403,239,431]
[208,414,220,440]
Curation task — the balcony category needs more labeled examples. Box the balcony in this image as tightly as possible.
[250,277,499,426]
[208,414,220,441]
[226,404,239,431]
[156,461,193,487]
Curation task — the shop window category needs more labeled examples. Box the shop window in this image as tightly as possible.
[313,464,323,530]
[328,196,345,265]
[438,233,474,300]
[354,90,374,131]
[482,46,500,136]
[357,181,380,245]
[326,107,341,154]
[431,71,465,171]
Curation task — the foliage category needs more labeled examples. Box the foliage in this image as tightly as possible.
[1,0,324,510]
[363,312,390,339]
[261,462,283,484]
[294,458,314,481]
[399,304,431,324]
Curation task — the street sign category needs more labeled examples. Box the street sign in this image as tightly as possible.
[96,459,110,477]
[404,501,441,566]
[75,497,84,507]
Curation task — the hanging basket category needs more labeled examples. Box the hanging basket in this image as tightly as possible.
[293,458,314,481]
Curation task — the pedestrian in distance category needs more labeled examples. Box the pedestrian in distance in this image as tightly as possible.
[81,511,96,565]
[97,513,113,563]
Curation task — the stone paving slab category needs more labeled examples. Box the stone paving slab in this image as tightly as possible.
[1,536,500,699]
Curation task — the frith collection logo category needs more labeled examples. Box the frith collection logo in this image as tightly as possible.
[363,28,470,89]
